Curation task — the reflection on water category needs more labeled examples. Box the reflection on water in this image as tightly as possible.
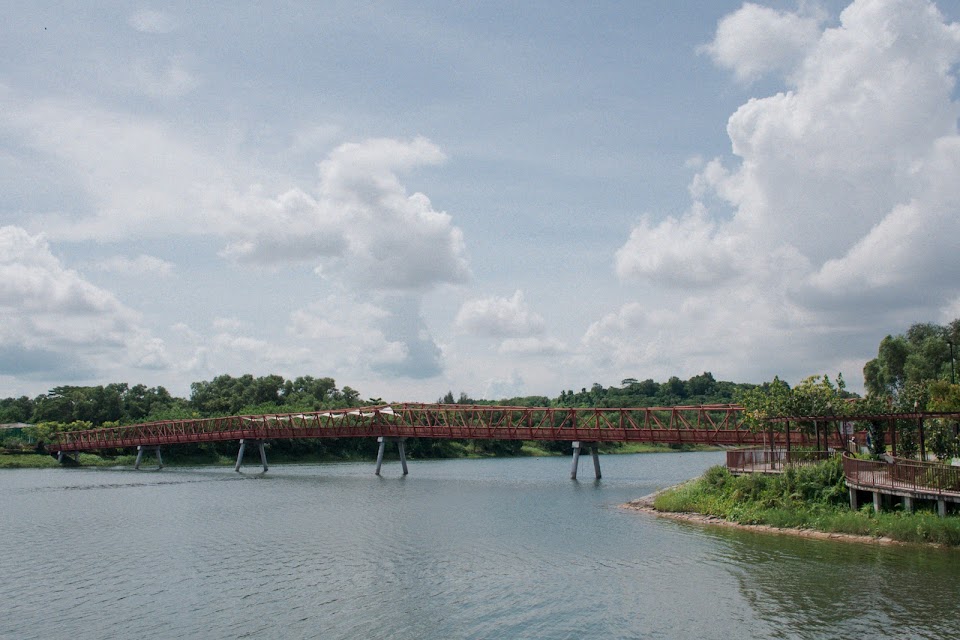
[698,524,960,640]
[1,452,957,639]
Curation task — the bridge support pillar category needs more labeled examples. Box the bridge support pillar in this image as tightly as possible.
[848,487,859,511]
[873,491,882,513]
[938,498,947,518]
[571,442,601,480]
[134,445,163,470]
[902,496,913,513]
[375,437,408,475]
[235,439,268,473]
[56,450,80,465]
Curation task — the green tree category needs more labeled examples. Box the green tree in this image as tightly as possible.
[864,319,960,398]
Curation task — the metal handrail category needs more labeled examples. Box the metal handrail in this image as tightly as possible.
[727,449,834,473]
[842,452,960,496]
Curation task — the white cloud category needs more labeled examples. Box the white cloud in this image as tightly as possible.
[455,290,545,337]
[287,293,443,379]
[1,95,229,241]
[701,3,824,82]
[601,0,960,389]
[209,137,470,292]
[1,89,468,293]
[94,254,174,277]
[0,226,168,379]
[615,204,741,287]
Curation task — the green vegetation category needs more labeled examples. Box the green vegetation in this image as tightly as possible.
[654,461,960,546]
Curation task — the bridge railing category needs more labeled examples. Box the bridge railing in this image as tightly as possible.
[727,449,834,473]
[842,453,960,495]
[51,406,401,450]
[48,403,762,452]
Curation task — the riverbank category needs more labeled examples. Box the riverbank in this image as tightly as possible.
[624,462,960,548]
[622,491,914,547]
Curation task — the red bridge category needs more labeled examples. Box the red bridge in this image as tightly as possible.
[46,403,835,478]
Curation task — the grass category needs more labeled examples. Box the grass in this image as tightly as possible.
[653,460,960,547]
[0,452,141,468]
[2,440,719,470]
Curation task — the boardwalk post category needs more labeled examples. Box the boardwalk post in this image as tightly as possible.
[235,440,268,473]
[571,442,601,480]
[375,437,408,475]
[873,491,882,513]
[258,441,268,473]
[571,441,582,479]
[375,437,386,475]
[938,498,947,517]
[57,450,79,465]
[235,440,247,472]
[134,445,163,470]
[848,487,858,510]
[397,439,408,475]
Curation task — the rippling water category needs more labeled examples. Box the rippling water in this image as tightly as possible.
[2,451,958,639]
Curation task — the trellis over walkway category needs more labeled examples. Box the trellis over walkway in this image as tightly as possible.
[843,453,960,517]
[765,410,960,460]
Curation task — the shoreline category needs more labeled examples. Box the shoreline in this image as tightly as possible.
[620,488,915,548]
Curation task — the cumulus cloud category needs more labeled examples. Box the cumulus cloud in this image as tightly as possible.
[0,226,168,380]
[2,81,467,291]
[615,204,741,287]
[208,137,469,292]
[287,293,441,378]
[454,290,567,359]
[701,3,824,82]
[455,290,545,337]
[1,90,465,381]
[601,0,960,388]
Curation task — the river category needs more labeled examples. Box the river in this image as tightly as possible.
[2,451,958,639]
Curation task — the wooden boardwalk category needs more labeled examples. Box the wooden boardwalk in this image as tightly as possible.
[843,453,960,517]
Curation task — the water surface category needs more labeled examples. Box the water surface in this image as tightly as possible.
[2,452,957,639]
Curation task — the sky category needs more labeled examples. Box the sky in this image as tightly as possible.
[2,0,960,402]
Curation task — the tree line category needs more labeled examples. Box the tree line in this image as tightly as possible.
[737,318,960,461]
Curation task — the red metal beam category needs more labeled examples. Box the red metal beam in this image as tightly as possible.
[48,403,849,454]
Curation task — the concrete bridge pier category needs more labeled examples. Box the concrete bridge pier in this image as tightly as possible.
[571,441,601,480]
[235,439,268,473]
[56,450,80,465]
[134,445,163,470]
[375,437,408,476]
